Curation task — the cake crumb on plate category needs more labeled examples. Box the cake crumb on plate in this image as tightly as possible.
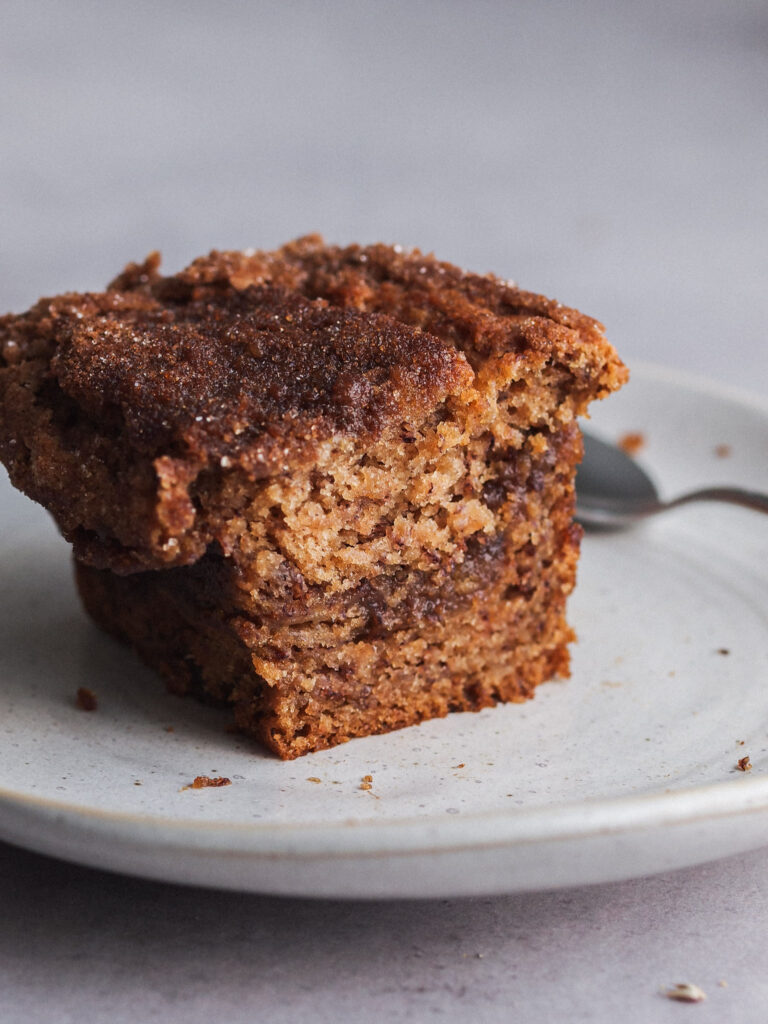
[75,687,98,711]
[182,775,232,790]
[618,431,645,455]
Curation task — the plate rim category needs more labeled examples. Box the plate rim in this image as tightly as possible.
[3,773,768,860]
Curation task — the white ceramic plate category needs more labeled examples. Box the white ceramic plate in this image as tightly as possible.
[1,363,767,898]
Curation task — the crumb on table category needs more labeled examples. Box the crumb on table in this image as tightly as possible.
[736,756,752,772]
[662,982,707,1003]
[75,687,98,711]
[714,443,732,458]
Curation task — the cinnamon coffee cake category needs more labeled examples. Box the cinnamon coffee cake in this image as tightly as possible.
[0,237,627,758]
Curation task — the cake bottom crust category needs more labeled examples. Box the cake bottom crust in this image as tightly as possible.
[75,525,579,758]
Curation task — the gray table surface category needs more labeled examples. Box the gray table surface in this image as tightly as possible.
[1,2,767,1020]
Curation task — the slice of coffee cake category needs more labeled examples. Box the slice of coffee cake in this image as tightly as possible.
[0,238,626,757]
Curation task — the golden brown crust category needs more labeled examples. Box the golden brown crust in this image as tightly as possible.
[49,287,470,466]
[177,236,624,397]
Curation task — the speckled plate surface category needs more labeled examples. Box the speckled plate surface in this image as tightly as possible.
[0,363,767,898]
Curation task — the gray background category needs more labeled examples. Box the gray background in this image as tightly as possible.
[1,1,767,1021]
